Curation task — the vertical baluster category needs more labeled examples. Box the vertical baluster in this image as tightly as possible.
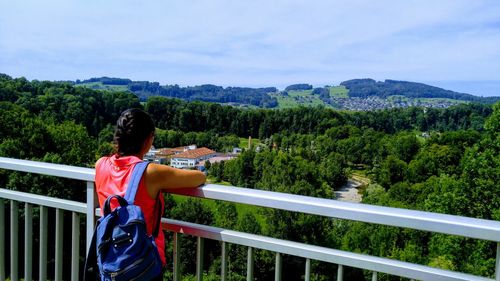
[372,271,377,281]
[173,232,181,281]
[55,208,64,281]
[337,264,343,281]
[247,247,254,281]
[11,200,19,281]
[495,242,500,281]
[39,206,48,281]
[196,237,204,281]
[71,212,80,281]
[86,181,95,253]
[304,258,311,281]
[25,203,33,281]
[0,199,5,281]
[275,253,282,281]
[221,242,228,281]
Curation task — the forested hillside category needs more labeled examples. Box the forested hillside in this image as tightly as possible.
[0,74,498,280]
[76,77,279,108]
[341,78,500,102]
[74,76,500,110]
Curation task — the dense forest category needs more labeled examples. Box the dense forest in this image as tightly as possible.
[0,74,498,280]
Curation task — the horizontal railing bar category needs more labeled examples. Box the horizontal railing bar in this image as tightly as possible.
[0,189,86,214]
[163,219,493,281]
[1,157,499,242]
[170,185,500,242]
[0,157,94,181]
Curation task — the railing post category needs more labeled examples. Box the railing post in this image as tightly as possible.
[86,181,96,253]
[25,203,33,281]
[39,206,48,281]
[71,212,80,281]
[173,232,181,281]
[247,247,254,281]
[496,242,500,281]
[196,237,204,281]
[0,199,4,281]
[11,200,19,281]
[55,208,64,281]
[305,258,311,281]
[275,253,282,281]
[337,264,343,281]
[372,271,377,281]
[221,242,228,281]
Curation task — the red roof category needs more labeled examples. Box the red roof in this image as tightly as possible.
[156,148,175,157]
[171,146,188,152]
[171,147,216,159]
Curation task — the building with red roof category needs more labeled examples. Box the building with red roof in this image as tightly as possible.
[170,147,217,168]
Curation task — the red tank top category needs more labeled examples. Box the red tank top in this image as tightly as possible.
[95,155,166,265]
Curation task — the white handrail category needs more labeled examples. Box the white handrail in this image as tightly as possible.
[163,218,493,281]
[0,157,94,181]
[1,157,499,242]
[0,157,499,281]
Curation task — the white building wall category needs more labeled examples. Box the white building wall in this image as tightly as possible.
[171,158,197,168]
[170,152,217,168]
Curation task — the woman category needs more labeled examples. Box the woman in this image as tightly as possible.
[94,108,206,278]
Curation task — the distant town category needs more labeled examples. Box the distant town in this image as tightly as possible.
[330,96,464,111]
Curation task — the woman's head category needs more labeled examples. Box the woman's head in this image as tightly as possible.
[114,108,155,157]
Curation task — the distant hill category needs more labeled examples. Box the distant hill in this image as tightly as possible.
[75,77,278,108]
[73,77,500,110]
[340,79,500,103]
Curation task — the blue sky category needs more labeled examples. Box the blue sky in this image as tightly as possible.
[1,0,500,96]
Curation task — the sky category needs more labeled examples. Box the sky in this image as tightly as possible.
[1,0,500,96]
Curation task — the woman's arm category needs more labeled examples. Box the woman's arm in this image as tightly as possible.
[145,163,206,198]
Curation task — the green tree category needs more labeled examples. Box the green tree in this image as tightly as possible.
[375,155,407,188]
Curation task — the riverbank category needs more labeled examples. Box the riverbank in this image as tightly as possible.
[335,179,363,203]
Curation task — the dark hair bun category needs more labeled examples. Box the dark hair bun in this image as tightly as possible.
[113,108,155,156]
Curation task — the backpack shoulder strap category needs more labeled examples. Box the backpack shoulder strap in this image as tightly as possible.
[124,161,149,204]
[124,160,162,237]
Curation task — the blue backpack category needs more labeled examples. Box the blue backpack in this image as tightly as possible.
[84,161,163,281]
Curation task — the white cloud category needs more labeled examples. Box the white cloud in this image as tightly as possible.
[1,0,500,93]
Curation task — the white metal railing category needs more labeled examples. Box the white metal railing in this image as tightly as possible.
[0,189,85,281]
[0,157,499,281]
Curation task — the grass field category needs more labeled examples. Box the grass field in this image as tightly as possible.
[270,86,349,109]
[239,137,260,149]
[271,89,326,108]
[329,86,349,98]
[76,82,130,92]
[350,170,371,196]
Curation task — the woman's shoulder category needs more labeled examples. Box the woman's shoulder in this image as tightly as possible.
[95,156,110,169]
[95,156,118,174]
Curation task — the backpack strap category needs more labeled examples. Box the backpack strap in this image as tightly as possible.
[124,161,149,204]
[124,161,163,238]
[103,195,129,216]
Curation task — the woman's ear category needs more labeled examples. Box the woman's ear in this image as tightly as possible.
[147,133,154,148]
[141,134,155,155]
